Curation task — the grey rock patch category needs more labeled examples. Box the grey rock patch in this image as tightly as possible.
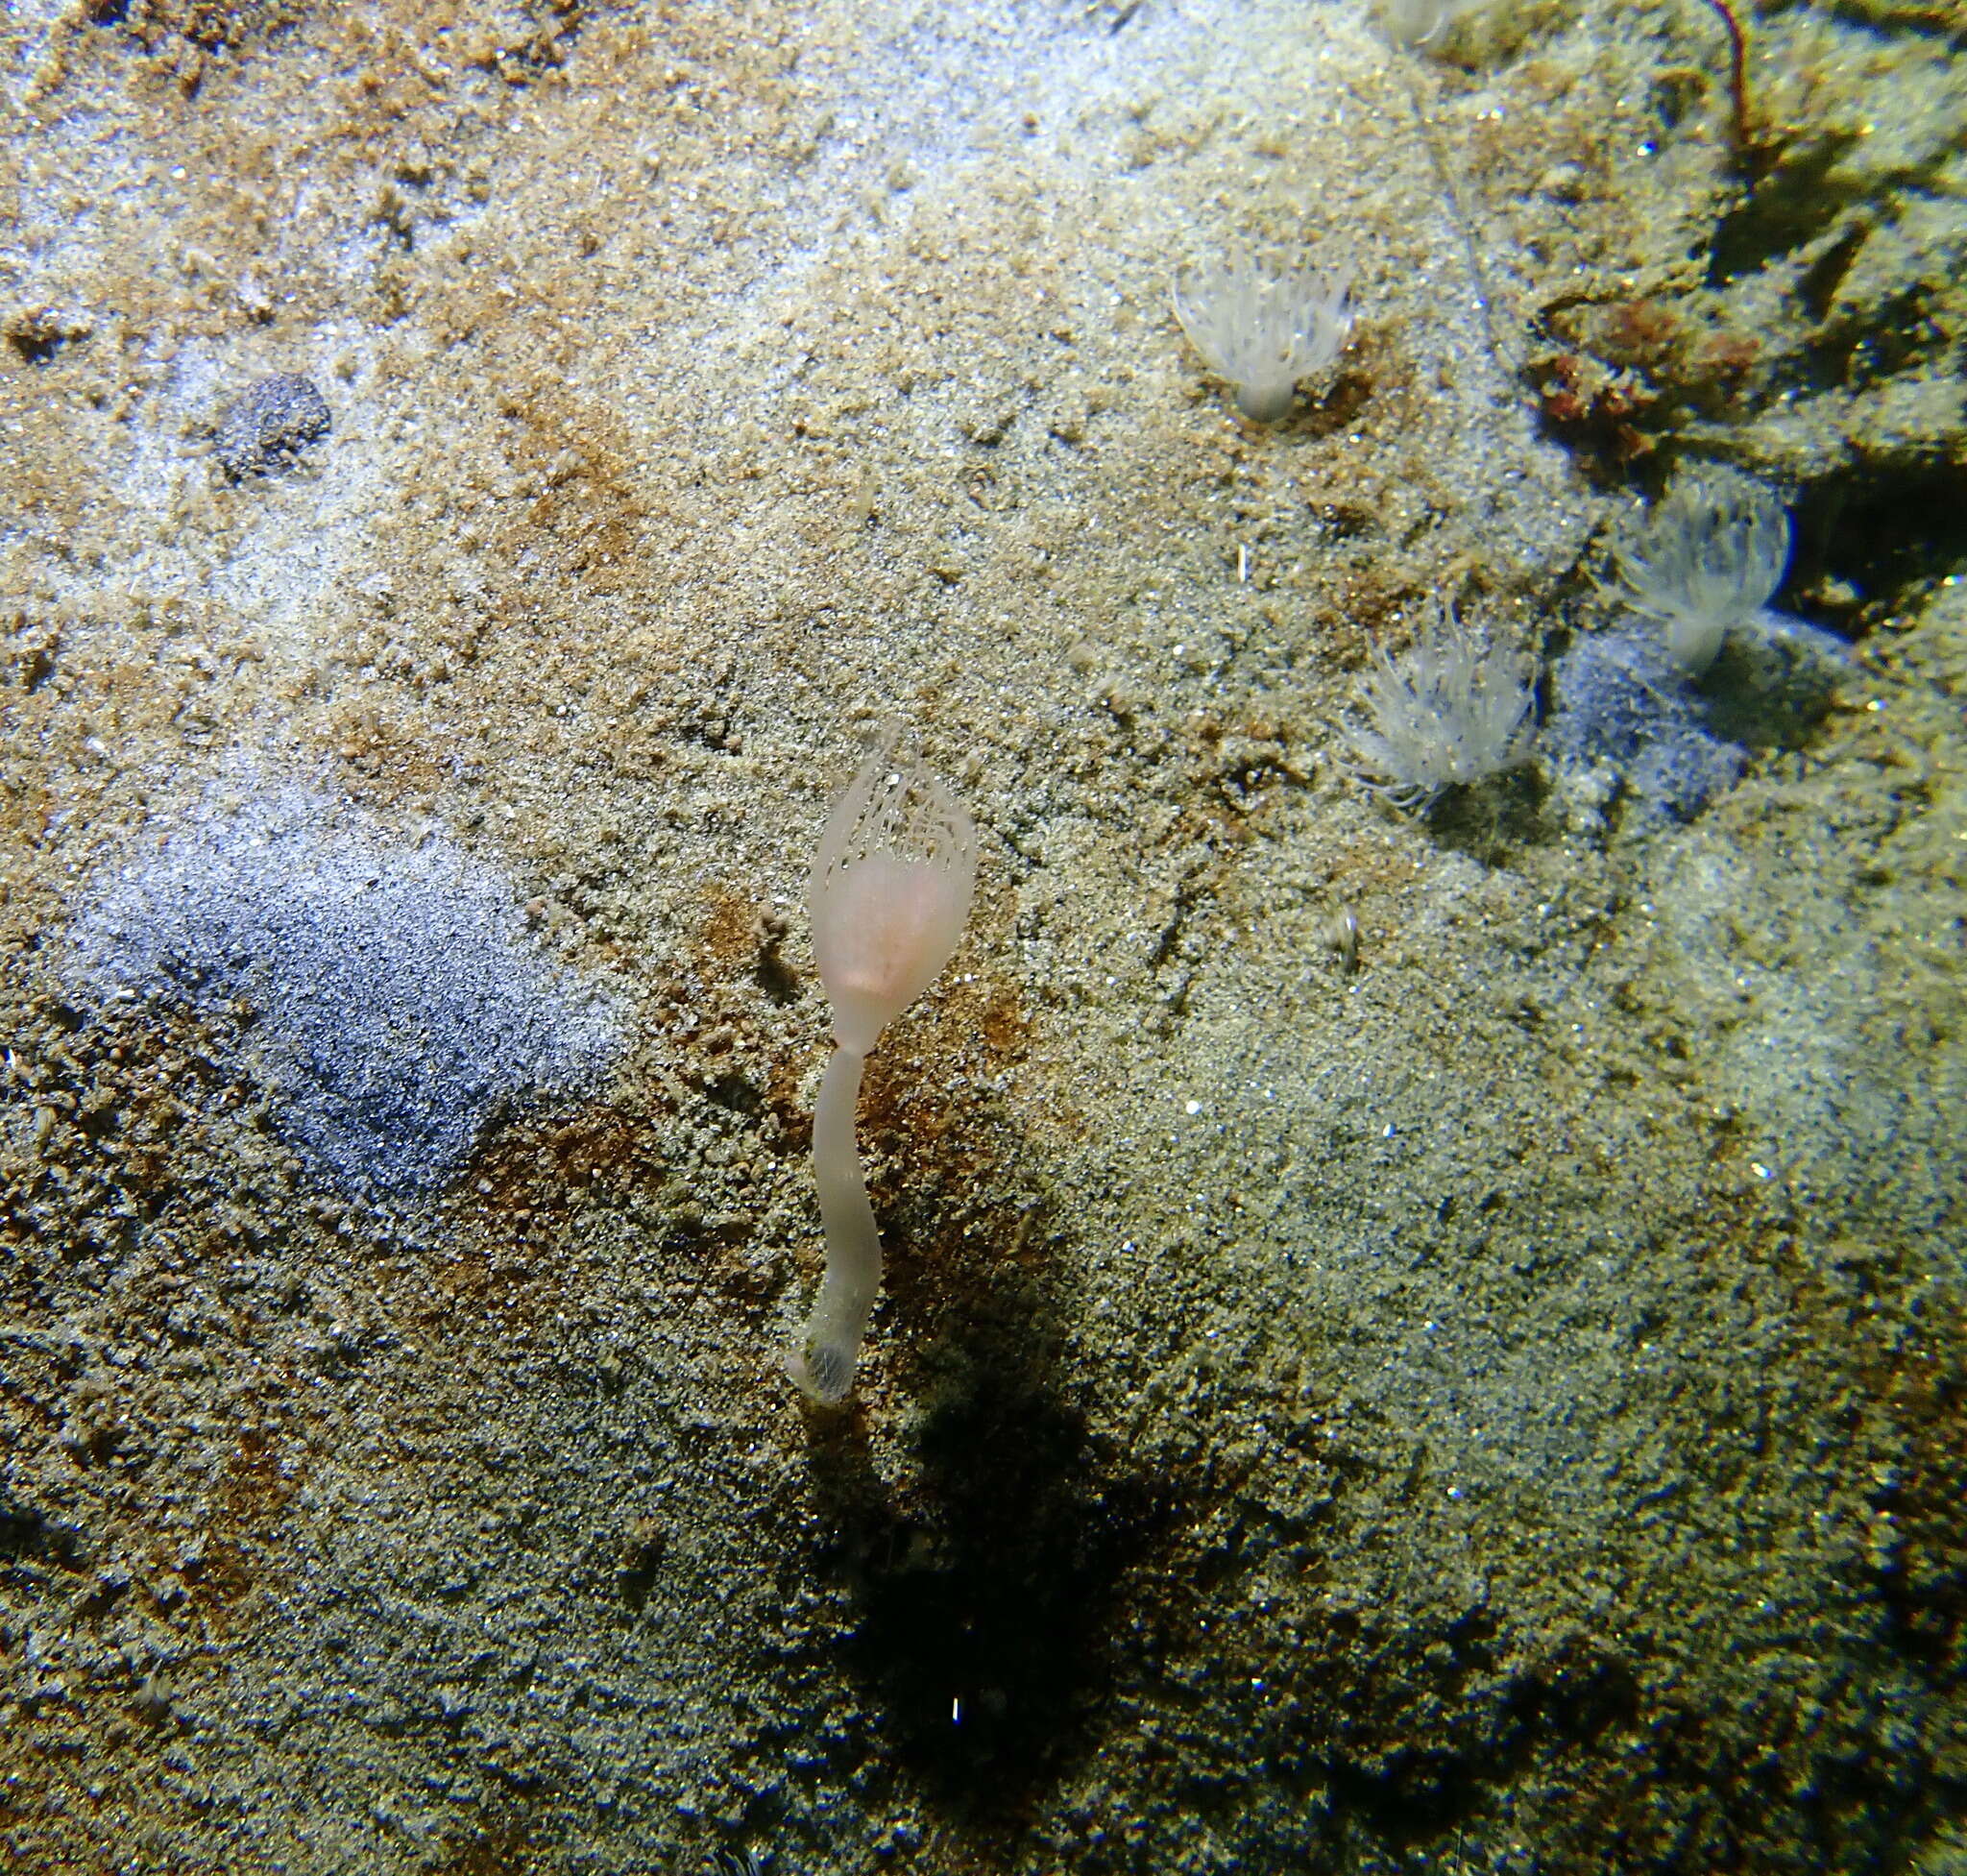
[212,372,331,480]
[65,781,623,1196]
[1543,627,1747,820]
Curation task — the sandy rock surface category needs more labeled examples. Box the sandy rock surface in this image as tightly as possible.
[2,2,1962,1871]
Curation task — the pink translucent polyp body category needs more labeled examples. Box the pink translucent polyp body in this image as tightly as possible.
[812,849,973,1056]
[789,738,978,1403]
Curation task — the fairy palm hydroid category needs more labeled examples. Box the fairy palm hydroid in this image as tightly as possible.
[790,731,978,1404]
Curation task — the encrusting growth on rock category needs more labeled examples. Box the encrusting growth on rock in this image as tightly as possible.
[212,372,331,481]
[789,729,978,1404]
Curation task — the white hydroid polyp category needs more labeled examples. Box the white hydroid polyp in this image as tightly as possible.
[1172,248,1355,423]
[1342,600,1537,812]
[1612,472,1793,675]
[791,729,978,1403]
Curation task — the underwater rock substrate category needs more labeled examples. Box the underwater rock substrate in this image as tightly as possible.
[1543,626,1747,819]
[64,781,623,1195]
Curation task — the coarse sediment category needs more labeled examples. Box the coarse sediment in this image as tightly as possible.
[2,3,1961,1873]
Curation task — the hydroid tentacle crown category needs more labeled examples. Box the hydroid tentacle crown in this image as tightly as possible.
[789,729,978,1404]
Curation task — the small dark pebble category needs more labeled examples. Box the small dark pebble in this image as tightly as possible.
[213,372,331,480]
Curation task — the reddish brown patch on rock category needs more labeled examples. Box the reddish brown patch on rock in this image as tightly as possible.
[493,378,652,593]
[217,1421,305,1525]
